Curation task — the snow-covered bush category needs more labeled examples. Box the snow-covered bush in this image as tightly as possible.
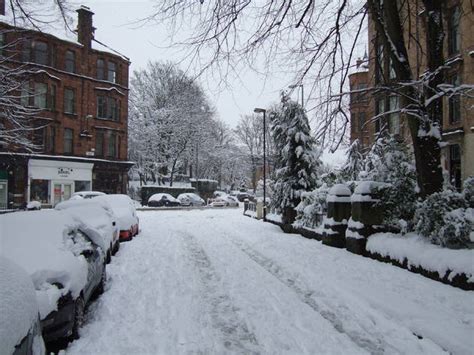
[360,135,417,228]
[269,94,321,225]
[294,185,329,229]
[463,176,474,208]
[339,139,364,183]
[415,189,472,248]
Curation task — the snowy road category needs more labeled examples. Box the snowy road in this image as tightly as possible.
[66,209,473,355]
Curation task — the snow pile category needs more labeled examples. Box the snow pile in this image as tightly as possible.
[56,198,118,252]
[326,184,351,203]
[367,232,474,281]
[0,256,41,354]
[265,213,282,223]
[0,210,89,318]
[26,201,41,210]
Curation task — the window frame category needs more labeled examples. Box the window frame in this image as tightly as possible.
[448,74,461,124]
[33,82,48,109]
[447,5,461,56]
[107,61,117,83]
[96,95,120,121]
[95,130,104,157]
[64,87,76,114]
[107,131,117,158]
[65,49,76,73]
[63,128,74,154]
[97,58,105,80]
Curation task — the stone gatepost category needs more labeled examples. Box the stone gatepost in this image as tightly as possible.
[256,200,264,220]
[346,181,387,255]
[321,184,351,248]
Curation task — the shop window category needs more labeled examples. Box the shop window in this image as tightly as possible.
[65,50,75,73]
[95,130,104,156]
[64,128,74,154]
[75,180,91,192]
[97,58,105,80]
[64,88,76,114]
[449,144,461,191]
[30,179,49,204]
[107,61,117,83]
[107,132,117,158]
[34,83,47,109]
[448,74,461,124]
[447,6,461,55]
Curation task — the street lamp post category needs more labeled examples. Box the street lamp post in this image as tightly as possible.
[254,107,266,221]
[289,84,304,107]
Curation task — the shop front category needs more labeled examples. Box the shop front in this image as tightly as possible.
[28,159,94,207]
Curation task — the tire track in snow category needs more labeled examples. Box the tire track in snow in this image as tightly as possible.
[180,232,261,354]
[228,237,425,355]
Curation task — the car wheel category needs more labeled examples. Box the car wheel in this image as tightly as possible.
[106,249,111,264]
[71,296,85,340]
[95,266,106,297]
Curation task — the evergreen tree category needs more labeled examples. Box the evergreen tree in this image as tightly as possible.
[339,139,364,183]
[269,94,321,225]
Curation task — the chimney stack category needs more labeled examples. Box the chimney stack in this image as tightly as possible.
[76,6,95,49]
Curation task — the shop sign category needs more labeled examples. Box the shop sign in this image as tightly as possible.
[57,167,73,178]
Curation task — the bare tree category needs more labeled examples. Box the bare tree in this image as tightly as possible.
[146,0,473,197]
[1,0,73,151]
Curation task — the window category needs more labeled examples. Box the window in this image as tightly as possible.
[30,179,49,204]
[64,88,76,114]
[375,98,385,133]
[358,112,366,132]
[388,96,400,135]
[49,84,56,110]
[449,144,461,191]
[447,6,461,55]
[22,40,49,65]
[0,33,5,56]
[21,82,31,106]
[65,50,75,73]
[64,128,73,154]
[95,130,104,156]
[107,61,117,83]
[107,132,117,158]
[97,96,120,121]
[97,59,105,80]
[375,41,384,83]
[448,74,461,124]
[75,181,91,192]
[34,83,47,109]
[33,41,48,65]
[46,126,55,153]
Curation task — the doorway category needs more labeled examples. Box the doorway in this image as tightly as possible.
[53,182,73,206]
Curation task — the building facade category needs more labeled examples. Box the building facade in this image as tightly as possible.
[350,0,473,189]
[0,5,133,208]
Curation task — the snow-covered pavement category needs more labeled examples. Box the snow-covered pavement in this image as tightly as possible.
[66,208,473,354]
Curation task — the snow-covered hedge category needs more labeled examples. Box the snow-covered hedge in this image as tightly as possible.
[415,187,473,249]
[367,232,474,284]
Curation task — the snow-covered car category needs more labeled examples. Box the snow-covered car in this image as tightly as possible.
[0,256,45,355]
[69,191,106,200]
[0,210,106,343]
[55,198,120,263]
[148,193,181,207]
[209,198,227,208]
[177,193,205,207]
[95,194,139,241]
[223,195,240,207]
[236,192,253,202]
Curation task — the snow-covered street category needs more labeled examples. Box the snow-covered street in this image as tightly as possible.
[66,208,473,355]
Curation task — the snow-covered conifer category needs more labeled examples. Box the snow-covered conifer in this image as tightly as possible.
[269,94,321,225]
